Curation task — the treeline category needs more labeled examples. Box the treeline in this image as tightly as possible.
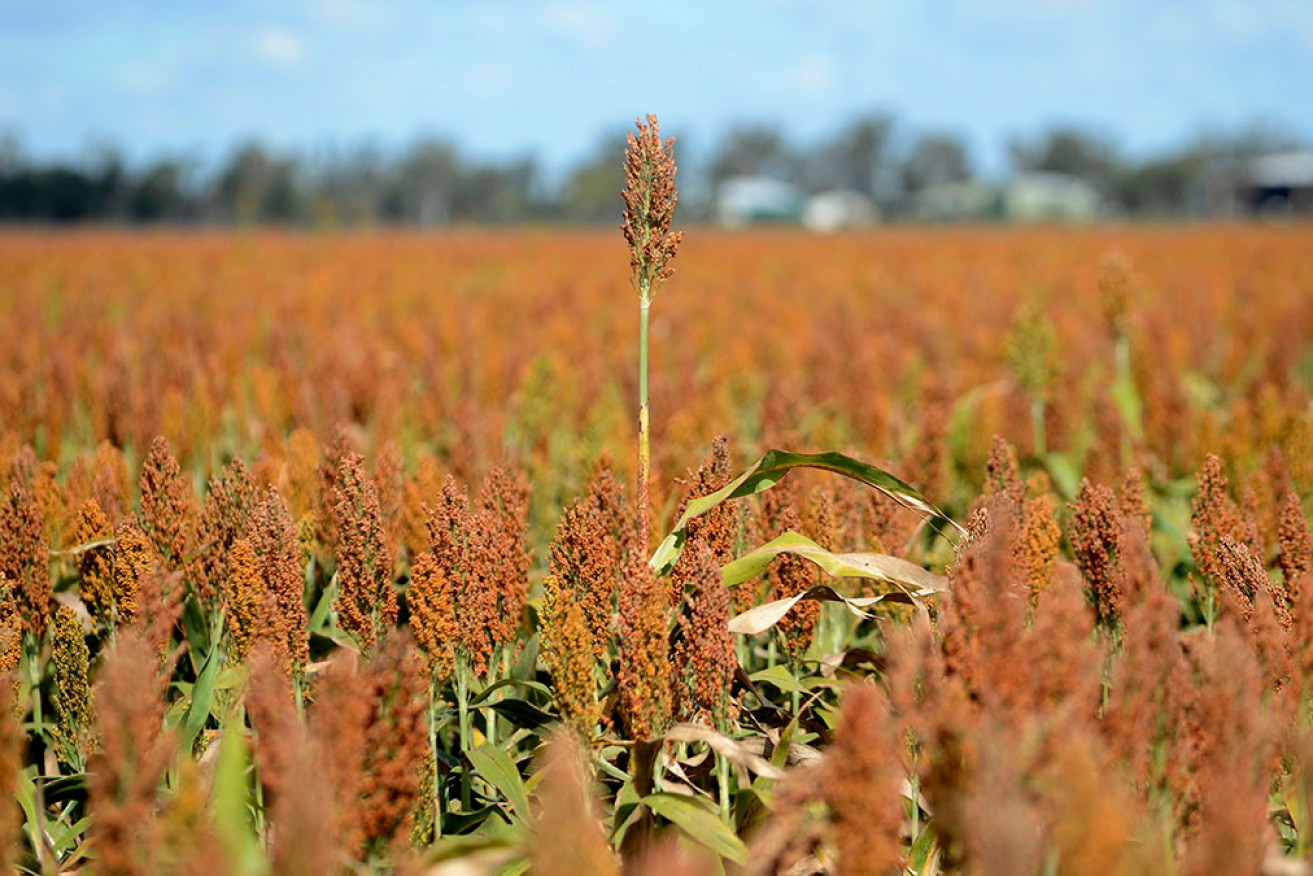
[0,113,1302,225]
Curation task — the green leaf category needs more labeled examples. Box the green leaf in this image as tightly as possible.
[750,664,807,695]
[48,816,93,855]
[1042,451,1081,501]
[909,822,940,874]
[728,584,925,635]
[609,779,643,845]
[485,698,554,730]
[470,677,553,706]
[180,599,215,673]
[307,568,335,634]
[494,859,532,876]
[651,448,961,575]
[15,769,38,850]
[440,804,506,836]
[210,728,264,876]
[468,744,532,825]
[641,793,748,864]
[722,531,946,595]
[180,643,224,753]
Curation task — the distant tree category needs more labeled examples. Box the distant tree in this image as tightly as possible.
[900,132,972,192]
[382,139,461,225]
[1007,125,1120,193]
[1113,152,1205,217]
[215,143,304,223]
[450,157,537,224]
[814,113,897,197]
[129,160,191,222]
[708,124,796,186]
[561,132,627,223]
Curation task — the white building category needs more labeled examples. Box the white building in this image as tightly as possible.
[801,189,879,232]
[714,176,803,228]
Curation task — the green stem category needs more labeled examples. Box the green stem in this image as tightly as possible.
[910,771,921,845]
[1031,397,1047,458]
[457,666,471,810]
[429,683,442,841]
[637,295,651,553]
[717,752,731,823]
[292,669,306,721]
[25,634,55,876]
[1114,332,1133,467]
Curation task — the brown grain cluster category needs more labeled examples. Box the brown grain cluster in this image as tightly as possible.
[547,465,629,662]
[620,114,683,293]
[138,436,197,568]
[530,733,618,876]
[821,684,904,875]
[418,465,530,678]
[0,471,48,635]
[73,499,116,629]
[333,453,397,650]
[249,488,310,672]
[191,457,257,611]
[617,548,673,740]
[540,573,600,736]
[674,542,736,727]
[86,632,175,875]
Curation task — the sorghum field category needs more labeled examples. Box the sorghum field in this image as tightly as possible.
[3,214,1313,874]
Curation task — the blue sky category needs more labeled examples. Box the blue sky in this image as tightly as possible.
[0,0,1308,175]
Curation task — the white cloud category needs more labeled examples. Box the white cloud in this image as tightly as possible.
[253,26,307,68]
[541,2,618,47]
[465,60,514,96]
[113,63,168,97]
[786,56,835,96]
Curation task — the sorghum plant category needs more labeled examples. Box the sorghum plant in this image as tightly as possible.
[621,113,682,552]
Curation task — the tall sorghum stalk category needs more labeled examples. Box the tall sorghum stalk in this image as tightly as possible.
[621,114,682,552]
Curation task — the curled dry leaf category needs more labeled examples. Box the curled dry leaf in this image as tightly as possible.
[728,585,934,636]
[663,723,786,780]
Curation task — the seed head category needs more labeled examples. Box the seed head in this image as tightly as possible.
[1005,303,1062,404]
[138,436,197,568]
[1279,491,1310,603]
[0,474,49,636]
[475,461,531,656]
[822,684,904,875]
[548,465,628,662]
[424,474,495,675]
[530,732,618,876]
[110,518,154,627]
[407,550,458,681]
[621,114,683,297]
[87,631,175,875]
[1070,479,1123,628]
[675,542,736,727]
[333,453,397,650]
[50,605,95,769]
[618,546,673,740]
[192,457,258,612]
[74,499,117,630]
[250,488,310,674]
[355,634,428,860]
[541,574,600,736]
[223,538,266,666]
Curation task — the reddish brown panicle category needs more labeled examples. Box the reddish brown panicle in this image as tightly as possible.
[620,114,683,295]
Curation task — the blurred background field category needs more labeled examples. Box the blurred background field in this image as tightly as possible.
[4,225,1312,527]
